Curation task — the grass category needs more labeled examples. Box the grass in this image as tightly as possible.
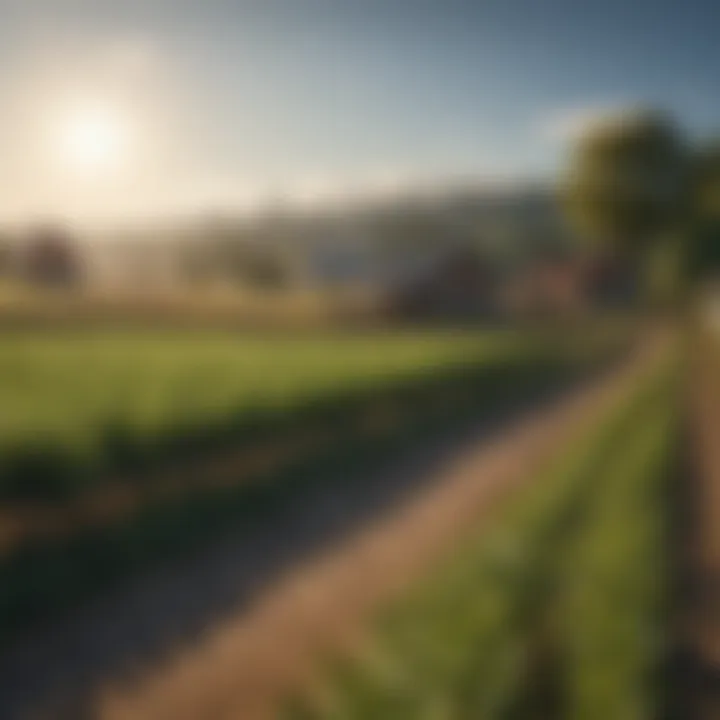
[561,399,673,720]
[0,326,626,502]
[282,349,677,719]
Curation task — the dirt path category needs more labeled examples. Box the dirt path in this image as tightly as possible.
[0,336,664,720]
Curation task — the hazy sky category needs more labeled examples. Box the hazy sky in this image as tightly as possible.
[0,0,718,221]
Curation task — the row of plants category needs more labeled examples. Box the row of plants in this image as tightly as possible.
[281,352,677,719]
[560,383,674,719]
[0,329,626,646]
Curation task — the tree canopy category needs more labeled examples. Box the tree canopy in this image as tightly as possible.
[689,140,720,276]
[561,110,687,258]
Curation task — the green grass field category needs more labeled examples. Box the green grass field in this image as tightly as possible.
[0,327,625,502]
[0,330,520,446]
[0,330,517,498]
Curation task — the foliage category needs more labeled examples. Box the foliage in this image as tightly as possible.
[688,140,720,278]
[562,110,687,257]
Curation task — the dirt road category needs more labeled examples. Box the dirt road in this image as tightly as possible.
[0,337,663,720]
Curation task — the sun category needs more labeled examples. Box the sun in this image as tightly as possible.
[57,104,129,174]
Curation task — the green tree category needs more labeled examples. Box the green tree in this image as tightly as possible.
[688,139,720,278]
[561,110,688,259]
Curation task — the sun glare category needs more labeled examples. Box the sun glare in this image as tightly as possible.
[57,104,128,174]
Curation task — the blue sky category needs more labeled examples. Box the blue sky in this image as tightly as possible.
[0,0,718,219]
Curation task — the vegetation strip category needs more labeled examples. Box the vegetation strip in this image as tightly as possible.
[559,382,675,720]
